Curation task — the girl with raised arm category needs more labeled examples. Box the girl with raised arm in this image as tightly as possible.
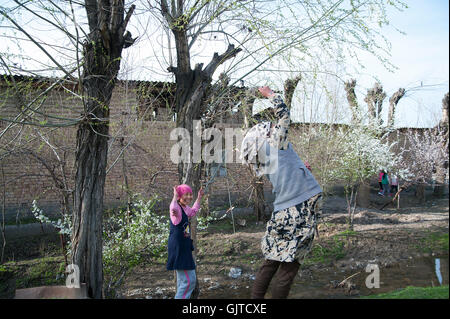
[166,184,204,299]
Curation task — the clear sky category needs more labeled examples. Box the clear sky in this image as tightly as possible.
[352,0,449,128]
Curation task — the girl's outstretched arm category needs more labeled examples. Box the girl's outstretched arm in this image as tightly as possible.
[170,186,182,225]
[186,187,204,217]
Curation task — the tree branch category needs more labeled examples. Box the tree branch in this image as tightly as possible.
[160,0,174,25]
[204,43,242,77]
[1,9,76,81]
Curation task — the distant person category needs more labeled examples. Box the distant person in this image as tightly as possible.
[378,169,384,193]
[379,170,389,196]
[390,173,398,196]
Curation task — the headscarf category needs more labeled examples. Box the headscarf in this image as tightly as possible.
[176,184,193,198]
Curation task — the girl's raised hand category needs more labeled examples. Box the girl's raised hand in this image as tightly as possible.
[198,186,205,198]
[173,186,178,200]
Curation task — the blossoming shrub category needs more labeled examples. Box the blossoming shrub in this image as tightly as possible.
[32,194,170,297]
[32,200,72,258]
[103,194,169,297]
[327,124,411,229]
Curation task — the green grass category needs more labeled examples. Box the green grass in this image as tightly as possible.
[2,256,66,290]
[0,256,67,298]
[362,285,449,299]
[416,231,449,254]
[336,229,359,237]
[303,228,360,267]
[302,229,361,267]
[304,236,346,266]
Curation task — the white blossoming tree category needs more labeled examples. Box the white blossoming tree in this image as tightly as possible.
[390,126,449,204]
[330,124,409,229]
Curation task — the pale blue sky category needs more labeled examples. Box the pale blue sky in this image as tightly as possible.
[354,0,449,127]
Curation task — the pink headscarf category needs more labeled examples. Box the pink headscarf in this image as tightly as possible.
[176,184,193,198]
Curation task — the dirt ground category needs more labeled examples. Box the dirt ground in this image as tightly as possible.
[118,189,449,299]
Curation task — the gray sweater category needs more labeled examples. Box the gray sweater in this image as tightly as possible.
[259,141,322,212]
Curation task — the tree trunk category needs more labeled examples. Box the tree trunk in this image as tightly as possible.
[71,1,135,299]
[365,82,386,126]
[387,88,405,127]
[344,79,359,124]
[284,75,301,110]
[440,257,449,286]
[440,92,449,128]
[253,176,265,222]
[356,182,370,208]
[345,187,357,231]
[72,100,109,299]
[415,184,426,204]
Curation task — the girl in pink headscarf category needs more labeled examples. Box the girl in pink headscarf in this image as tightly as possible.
[166,184,204,299]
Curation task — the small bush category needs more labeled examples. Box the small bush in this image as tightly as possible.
[103,194,169,297]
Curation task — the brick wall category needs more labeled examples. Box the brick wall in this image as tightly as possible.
[0,76,437,222]
[0,77,257,221]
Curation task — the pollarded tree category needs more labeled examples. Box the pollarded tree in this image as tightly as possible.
[387,87,406,128]
[155,0,242,190]
[345,79,360,124]
[364,82,386,126]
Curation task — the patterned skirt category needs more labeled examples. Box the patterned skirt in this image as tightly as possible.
[261,193,322,263]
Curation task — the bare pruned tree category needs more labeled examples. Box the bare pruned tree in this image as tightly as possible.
[364,82,386,126]
[345,79,359,124]
[284,75,302,110]
[387,87,406,127]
